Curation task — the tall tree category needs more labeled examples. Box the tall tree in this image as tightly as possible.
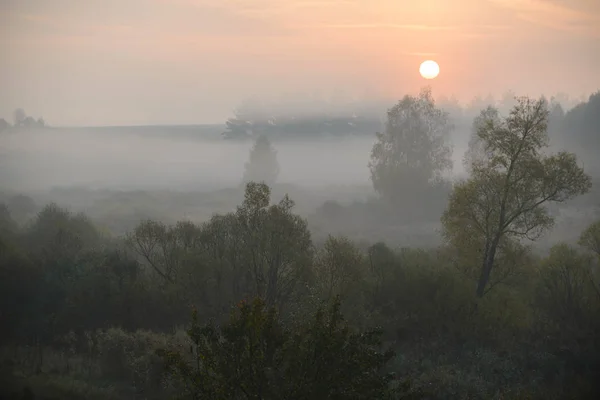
[13,108,26,127]
[369,87,453,204]
[242,135,280,187]
[442,96,591,297]
[234,182,312,308]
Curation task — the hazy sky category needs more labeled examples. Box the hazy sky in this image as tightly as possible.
[1,0,599,126]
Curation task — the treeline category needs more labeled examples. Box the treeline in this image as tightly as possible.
[1,183,599,399]
[0,108,46,132]
[221,90,600,143]
[1,91,600,399]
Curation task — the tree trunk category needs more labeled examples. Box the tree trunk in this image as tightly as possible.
[476,258,493,298]
[476,237,500,297]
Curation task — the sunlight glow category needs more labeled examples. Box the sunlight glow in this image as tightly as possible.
[419,60,440,79]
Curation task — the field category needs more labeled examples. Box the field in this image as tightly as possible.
[1,124,598,250]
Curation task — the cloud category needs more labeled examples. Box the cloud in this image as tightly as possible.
[317,23,510,31]
[489,0,600,35]
[319,23,456,30]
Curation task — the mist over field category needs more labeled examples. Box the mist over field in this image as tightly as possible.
[0,127,377,191]
[0,119,480,193]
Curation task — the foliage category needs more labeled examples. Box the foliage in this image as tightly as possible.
[159,297,401,400]
[4,86,600,399]
[232,182,313,308]
[220,98,383,139]
[313,235,369,323]
[127,219,202,283]
[442,96,591,297]
[579,219,600,258]
[369,87,453,205]
[563,91,600,149]
[535,244,599,329]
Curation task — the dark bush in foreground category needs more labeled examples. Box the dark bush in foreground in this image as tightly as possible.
[158,297,414,400]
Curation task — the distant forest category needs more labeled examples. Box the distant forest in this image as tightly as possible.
[221,91,600,144]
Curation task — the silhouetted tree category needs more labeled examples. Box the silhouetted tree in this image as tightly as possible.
[242,135,280,187]
[13,108,26,127]
[11,108,45,129]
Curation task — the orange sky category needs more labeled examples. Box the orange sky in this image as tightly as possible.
[1,0,599,126]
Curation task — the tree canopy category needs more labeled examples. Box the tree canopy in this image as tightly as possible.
[158,296,399,400]
[369,87,453,204]
[442,96,591,297]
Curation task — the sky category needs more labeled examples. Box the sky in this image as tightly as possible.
[1,0,599,126]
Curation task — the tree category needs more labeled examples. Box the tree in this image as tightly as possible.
[369,87,453,204]
[563,91,600,149]
[242,135,280,187]
[127,219,204,284]
[314,235,363,301]
[222,99,271,139]
[6,194,37,224]
[579,219,600,258]
[498,90,517,115]
[536,244,600,334]
[158,297,400,400]
[547,97,565,140]
[13,108,26,127]
[442,96,591,297]
[234,182,312,308]
[0,118,10,132]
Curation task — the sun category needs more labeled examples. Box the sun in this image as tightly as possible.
[419,60,440,79]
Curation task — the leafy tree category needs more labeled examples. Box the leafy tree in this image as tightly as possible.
[159,297,400,400]
[442,96,591,297]
[536,244,600,334]
[234,182,312,308]
[0,234,39,343]
[23,204,104,337]
[369,87,453,204]
[127,220,187,284]
[62,249,145,333]
[242,135,280,187]
[579,219,600,258]
[312,236,369,323]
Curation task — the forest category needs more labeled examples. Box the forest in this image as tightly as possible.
[1,90,600,400]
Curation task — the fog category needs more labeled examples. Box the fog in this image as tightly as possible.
[0,127,472,193]
[3,0,600,398]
